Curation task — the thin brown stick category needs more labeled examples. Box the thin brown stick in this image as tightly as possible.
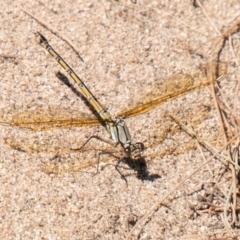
[0,54,16,59]
[21,7,84,62]
[197,142,228,199]
[169,115,240,170]
[195,0,221,35]
[181,229,240,240]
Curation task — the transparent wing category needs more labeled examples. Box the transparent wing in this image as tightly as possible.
[119,62,227,118]
[0,107,101,131]
[0,62,227,132]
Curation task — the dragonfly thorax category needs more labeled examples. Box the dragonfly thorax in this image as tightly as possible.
[109,117,132,145]
[107,117,144,159]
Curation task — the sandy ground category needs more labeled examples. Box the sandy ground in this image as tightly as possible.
[0,0,240,239]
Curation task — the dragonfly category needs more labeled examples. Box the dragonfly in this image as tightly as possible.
[1,32,227,179]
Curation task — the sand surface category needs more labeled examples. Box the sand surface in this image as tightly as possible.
[0,0,240,239]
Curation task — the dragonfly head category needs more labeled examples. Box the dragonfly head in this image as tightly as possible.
[123,142,144,160]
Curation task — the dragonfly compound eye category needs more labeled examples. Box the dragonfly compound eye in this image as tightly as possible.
[123,147,131,158]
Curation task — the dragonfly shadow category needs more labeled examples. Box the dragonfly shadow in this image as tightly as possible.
[116,157,161,182]
[85,144,161,183]
[56,71,105,124]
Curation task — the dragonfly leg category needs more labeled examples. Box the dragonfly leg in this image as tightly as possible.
[71,135,125,178]
[93,149,119,177]
[70,135,133,183]
[70,135,115,152]
[115,158,128,184]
